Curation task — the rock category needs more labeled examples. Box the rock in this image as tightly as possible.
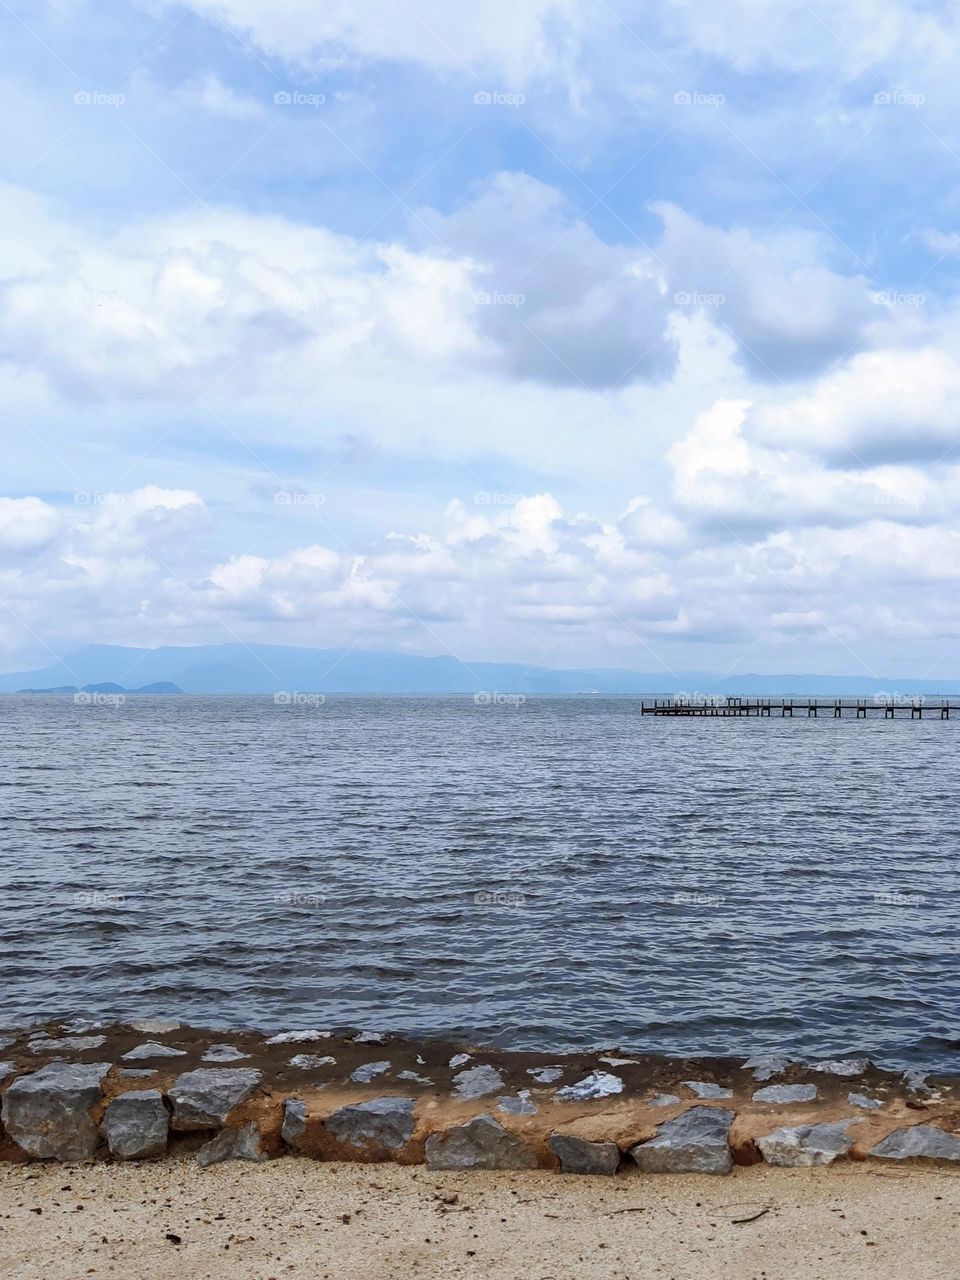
[449,1053,472,1069]
[2,1061,111,1160]
[425,1114,538,1171]
[130,1018,181,1034]
[119,1069,157,1079]
[496,1091,537,1115]
[197,1121,266,1167]
[683,1081,733,1099]
[649,1093,681,1107]
[527,1066,563,1084]
[0,1036,16,1052]
[168,1068,262,1130]
[599,1056,640,1066]
[848,1091,883,1109]
[289,1054,336,1069]
[0,1062,13,1084]
[352,1031,388,1045]
[103,1090,169,1160]
[556,1071,623,1102]
[903,1069,934,1095]
[350,1060,390,1084]
[757,1121,855,1167]
[264,1030,330,1045]
[630,1106,734,1175]
[753,1083,818,1104]
[813,1058,869,1077]
[325,1097,415,1152]
[202,1043,249,1063]
[396,1070,432,1084]
[549,1133,620,1175]
[870,1125,960,1162]
[122,1042,187,1061]
[742,1054,790,1081]
[452,1064,505,1099]
[28,1035,107,1053]
[281,1099,307,1147]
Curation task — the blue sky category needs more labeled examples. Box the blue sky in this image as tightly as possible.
[3,0,960,679]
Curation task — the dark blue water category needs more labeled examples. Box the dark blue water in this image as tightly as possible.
[2,695,958,1070]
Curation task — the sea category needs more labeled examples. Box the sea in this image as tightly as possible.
[2,694,958,1071]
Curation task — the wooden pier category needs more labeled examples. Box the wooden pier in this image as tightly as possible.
[641,697,959,719]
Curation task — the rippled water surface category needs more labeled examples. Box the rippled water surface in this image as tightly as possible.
[2,695,959,1069]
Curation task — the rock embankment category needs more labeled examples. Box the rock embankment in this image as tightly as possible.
[1,1022,958,1174]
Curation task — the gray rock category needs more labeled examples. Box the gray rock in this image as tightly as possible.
[352,1031,387,1045]
[449,1053,472,1069]
[0,1036,16,1052]
[496,1091,537,1116]
[281,1099,307,1147]
[197,1121,266,1167]
[325,1096,415,1152]
[119,1069,158,1079]
[683,1080,733,1099]
[130,1018,181,1034]
[0,1062,13,1084]
[848,1091,883,1110]
[122,1042,187,1061]
[103,1090,168,1160]
[28,1035,107,1053]
[264,1029,330,1045]
[753,1083,818,1104]
[813,1058,869,1077]
[289,1054,336,1069]
[742,1054,790,1081]
[870,1125,960,1162]
[549,1133,620,1175]
[630,1106,734,1175]
[168,1068,262,1130]
[758,1121,855,1167]
[2,1061,111,1160]
[396,1070,432,1084]
[527,1066,563,1084]
[452,1064,505,1099]
[556,1071,623,1102]
[350,1060,390,1084]
[202,1043,249,1063]
[425,1114,538,1171]
[649,1093,681,1107]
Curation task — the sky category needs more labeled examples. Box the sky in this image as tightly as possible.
[2,0,960,679]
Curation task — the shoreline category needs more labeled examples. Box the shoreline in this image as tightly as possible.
[2,1021,959,1176]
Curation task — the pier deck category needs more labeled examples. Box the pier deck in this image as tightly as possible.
[641,698,959,718]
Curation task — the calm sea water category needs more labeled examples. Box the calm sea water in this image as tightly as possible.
[2,695,958,1070]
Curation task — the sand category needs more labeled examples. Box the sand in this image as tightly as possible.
[1,1158,958,1280]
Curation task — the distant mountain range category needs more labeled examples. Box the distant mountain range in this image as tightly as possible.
[0,643,957,696]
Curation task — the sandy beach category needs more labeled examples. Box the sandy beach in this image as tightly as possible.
[1,1157,958,1280]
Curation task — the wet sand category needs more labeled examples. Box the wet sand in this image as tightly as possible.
[1,1157,958,1280]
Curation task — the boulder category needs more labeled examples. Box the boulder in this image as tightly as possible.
[0,1062,13,1084]
[103,1090,169,1160]
[119,1069,157,1079]
[870,1125,960,1162]
[683,1081,733,1099]
[197,1121,267,1167]
[2,1061,111,1160]
[556,1071,623,1102]
[648,1093,681,1107]
[630,1106,734,1174]
[325,1097,415,1153]
[848,1092,882,1110]
[549,1133,620,1175]
[527,1066,562,1084]
[425,1114,538,1171]
[281,1099,307,1148]
[130,1018,181,1034]
[123,1042,186,1061]
[202,1044,249,1063]
[350,1061,389,1084]
[742,1054,789,1081]
[496,1091,537,1116]
[264,1030,330,1045]
[813,1058,869,1077]
[757,1121,854,1167]
[168,1068,262,1130]
[290,1054,336,1069]
[752,1083,818,1104]
[28,1035,106,1054]
[452,1065,505,1099]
